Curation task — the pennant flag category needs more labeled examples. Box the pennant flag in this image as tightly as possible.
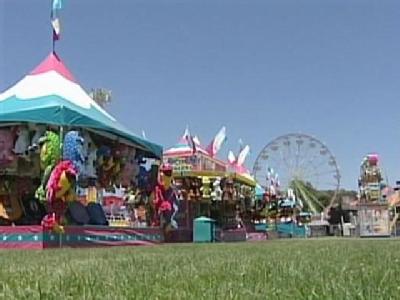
[142,130,147,140]
[206,126,227,157]
[228,151,236,165]
[52,18,61,40]
[188,136,197,154]
[193,136,201,146]
[182,127,190,140]
[237,145,250,167]
[52,0,64,11]
[51,0,64,45]
[267,167,275,176]
[184,129,197,155]
[238,138,243,150]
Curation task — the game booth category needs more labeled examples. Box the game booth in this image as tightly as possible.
[162,128,261,242]
[0,52,165,249]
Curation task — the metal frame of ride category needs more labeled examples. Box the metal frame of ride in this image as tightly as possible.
[357,154,390,237]
[253,133,341,215]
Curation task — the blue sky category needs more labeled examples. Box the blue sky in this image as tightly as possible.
[1,0,400,189]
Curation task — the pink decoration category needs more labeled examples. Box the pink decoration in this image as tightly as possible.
[46,160,77,204]
[367,153,379,166]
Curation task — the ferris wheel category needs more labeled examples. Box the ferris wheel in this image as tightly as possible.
[252,133,341,213]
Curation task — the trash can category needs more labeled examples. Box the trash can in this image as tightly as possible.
[193,217,216,243]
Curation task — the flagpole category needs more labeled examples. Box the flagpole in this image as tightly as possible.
[50,0,55,53]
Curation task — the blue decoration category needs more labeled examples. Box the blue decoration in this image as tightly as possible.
[63,131,85,174]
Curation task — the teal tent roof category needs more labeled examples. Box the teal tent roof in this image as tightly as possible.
[0,52,162,158]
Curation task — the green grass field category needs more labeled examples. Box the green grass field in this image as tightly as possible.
[1,239,400,299]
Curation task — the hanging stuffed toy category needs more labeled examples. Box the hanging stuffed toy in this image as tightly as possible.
[174,179,185,201]
[121,147,139,188]
[12,125,30,159]
[152,164,178,229]
[28,124,46,154]
[138,166,150,190]
[222,177,235,201]
[235,182,243,201]
[34,131,61,203]
[111,145,125,186]
[200,176,211,199]
[46,160,78,204]
[81,131,97,179]
[63,131,85,175]
[211,177,222,201]
[97,145,113,170]
[0,179,23,221]
[41,212,65,234]
[96,145,114,188]
[193,178,201,200]
[187,178,196,201]
[0,128,16,167]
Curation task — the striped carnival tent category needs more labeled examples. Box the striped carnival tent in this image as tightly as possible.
[0,52,162,158]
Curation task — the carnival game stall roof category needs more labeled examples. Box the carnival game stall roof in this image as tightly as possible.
[163,129,257,187]
[163,129,228,173]
[163,133,209,157]
[0,52,162,158]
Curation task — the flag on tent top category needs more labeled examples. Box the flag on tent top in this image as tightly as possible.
[181,127,190,141]
[51,0,64,45]
[52,0,64,10]
[186,134,197,155]
[182,127,197,155]
[51,18,61,41]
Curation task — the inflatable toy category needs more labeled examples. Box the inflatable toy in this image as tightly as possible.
[200,176,211,199]
[28,124,46,153]
[211,177,222,201]
[0,180,23,221]
[81,131,97,178]
[153,164,178,229]
[12,125,30,158]
[96,145,115,188]
[34,131,61,202]
[46,160,77,204]
[63,130,85,174]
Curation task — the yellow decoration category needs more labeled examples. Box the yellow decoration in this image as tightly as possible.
[87,187,97,203]
[55,171,71,199]
[40,143,48,170]
[54,171,76,202]
[103,157,115,172]
[163,175,172,189]
[53,224,65,234]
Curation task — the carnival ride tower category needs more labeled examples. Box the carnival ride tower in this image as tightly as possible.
[358,154,384,203]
